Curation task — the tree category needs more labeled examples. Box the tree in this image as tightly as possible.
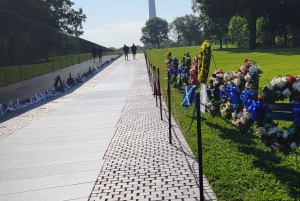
[192,0,281,50]
[140,17,168,49]
[169,22,183,47]
[228,16,248,46]
[170,15,203,46]
[45,0,86,36]
[1,0,86,36]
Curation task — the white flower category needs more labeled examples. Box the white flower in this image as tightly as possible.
[236,72,242,78]
[282,130,289,139]
[274,77,287,88]
[290,142,298,150]
[232,112,237,118]
[206,102,212,107]
[267,83,274,90]
[225,102,231,109]
[224,74,228,82]
[211,106,216,111]
[221,109,227,117]
[282,88,292,97]
[271,142,281,151]
[257,127,266,135]
[244,75,251,82]
[244,111,250,119]
[237,111,243,119]
[267,127,279,135]
[239,66,246,74]
[232,120,240,127]
[219,73,224,78]
[240,116,247,124]
[219,85,225,91]
[233,78,241,86]
[211,78,218,86]
[245,82,251,88]
[292,82,300,92]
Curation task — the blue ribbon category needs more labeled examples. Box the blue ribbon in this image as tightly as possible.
[240,90,255,108]
[248,100,261,120]
[169,67,176,74]
[225,86,239,104]
[177,67,182,74]
[293,102,300,127]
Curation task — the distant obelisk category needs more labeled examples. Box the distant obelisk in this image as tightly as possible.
[149,0,156,19]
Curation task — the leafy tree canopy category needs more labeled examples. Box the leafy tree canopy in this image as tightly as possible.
[0,0,86,36]
[140,17,168,49]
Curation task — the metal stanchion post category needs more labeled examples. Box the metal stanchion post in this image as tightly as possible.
[157,68,163,120]
[168,71,172,144]
[196,92,204,201]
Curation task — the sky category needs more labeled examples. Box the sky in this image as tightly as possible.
[71,0,194,49]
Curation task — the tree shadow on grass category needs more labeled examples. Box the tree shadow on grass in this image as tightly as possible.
[204,119,257,146]
[239,146,300,199]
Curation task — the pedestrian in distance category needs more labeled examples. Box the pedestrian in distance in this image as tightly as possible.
[131,43,137,59]
[97,46,103,62]
[123,44,129,60]
[91,46,97,62]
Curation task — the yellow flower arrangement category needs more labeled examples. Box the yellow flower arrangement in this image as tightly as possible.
[197,40,211,83]
[165,49,172,64]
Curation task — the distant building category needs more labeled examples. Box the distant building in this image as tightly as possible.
[148,0,156,19]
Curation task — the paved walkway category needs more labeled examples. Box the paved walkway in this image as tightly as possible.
[0,54,217,201]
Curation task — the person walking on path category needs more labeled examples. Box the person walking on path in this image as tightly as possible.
[97,46,103,62]
[123,44,129,60]
[91,46,97,62]
[131,43,137,59]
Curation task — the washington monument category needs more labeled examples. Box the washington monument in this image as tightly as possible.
[148,0,156,19]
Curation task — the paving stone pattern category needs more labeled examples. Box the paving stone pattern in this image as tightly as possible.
[0,58,120,141]
[88,56,217,201]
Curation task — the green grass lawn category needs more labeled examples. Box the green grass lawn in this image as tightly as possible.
[146,46,300,201]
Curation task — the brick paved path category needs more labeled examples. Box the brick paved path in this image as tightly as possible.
[88,54,217,201]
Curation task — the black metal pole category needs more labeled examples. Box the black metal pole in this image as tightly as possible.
[168,71,172,144]
[196,92,204,201]
[157,68,163,121]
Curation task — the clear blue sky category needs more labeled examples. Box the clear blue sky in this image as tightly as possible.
[72,0,194,49]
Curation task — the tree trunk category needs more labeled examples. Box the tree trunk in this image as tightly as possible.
[283,30,288,47]
[248,14,258,50]
[291,28,299,48]
[157,43,160,49]
[218,34,223,49]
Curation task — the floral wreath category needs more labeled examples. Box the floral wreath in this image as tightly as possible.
[205,59,262,133]
[255,75,300,152]
[197,40,212,84]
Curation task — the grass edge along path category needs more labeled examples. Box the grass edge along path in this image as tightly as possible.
[146,46,300,201]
